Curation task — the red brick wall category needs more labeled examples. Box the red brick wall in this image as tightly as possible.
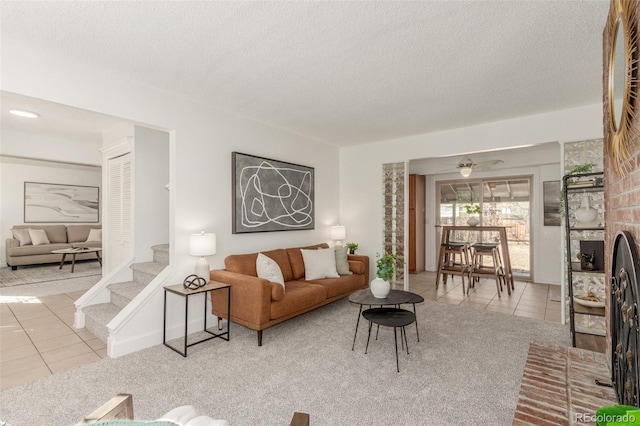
[603,0,640,365]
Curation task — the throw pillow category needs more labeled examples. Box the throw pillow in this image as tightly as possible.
[334,246,352,275]
[86,228,102,242]
[11,228,32,246]
[28,228,50,246]
[301,248,339,280]
[256,253,285,293]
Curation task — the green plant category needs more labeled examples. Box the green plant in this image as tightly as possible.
[376,252,397,281]
[346,242,359,253]
[464,204,482,215]
[566,163,596,185]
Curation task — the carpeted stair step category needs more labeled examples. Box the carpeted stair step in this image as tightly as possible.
[151,244,170,265]
[107,281,147,309]
[83,302,120,344]
[131,261,166,285]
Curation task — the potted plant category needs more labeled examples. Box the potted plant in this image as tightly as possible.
[560,163,596,218]
[463,204,482,226]
[346,242,358,255]
[371,252,397,298]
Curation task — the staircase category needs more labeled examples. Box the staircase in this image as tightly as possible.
[83,244,169,343]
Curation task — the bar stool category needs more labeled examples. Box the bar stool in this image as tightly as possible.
[435,241,472,295]
[469,243,509,296]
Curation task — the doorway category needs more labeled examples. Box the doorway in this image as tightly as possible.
[436,175,532,279]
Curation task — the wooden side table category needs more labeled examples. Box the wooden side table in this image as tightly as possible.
[163,280,230,357]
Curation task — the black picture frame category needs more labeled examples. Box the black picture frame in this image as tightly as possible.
[543,180,561,226]
[232,152,314,233]
[24,181,99,223]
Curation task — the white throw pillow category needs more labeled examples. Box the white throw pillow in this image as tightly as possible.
[256,253,285,292]
[11,228,32,246]
[301,248,340,280]
[85,228,102,242]
[28,228,50,246]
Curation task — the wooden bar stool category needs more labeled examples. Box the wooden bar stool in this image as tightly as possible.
[469,243,509,296]
[435,242,471,295]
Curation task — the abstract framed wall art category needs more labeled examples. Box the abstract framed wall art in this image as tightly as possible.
[232,152,314,233]
[24,182,99,223]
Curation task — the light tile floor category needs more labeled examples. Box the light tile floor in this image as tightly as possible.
[0,273,562,391]
[408,271,561,323]
[0,290,107,390]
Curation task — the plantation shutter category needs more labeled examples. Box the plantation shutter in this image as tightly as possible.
[107,152,133,271]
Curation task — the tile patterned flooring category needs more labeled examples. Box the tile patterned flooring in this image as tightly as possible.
[0,272,561,391]
[0,290,107,390]
[408,271,562,323]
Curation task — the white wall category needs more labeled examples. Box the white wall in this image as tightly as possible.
[340,105,603,283]
[1,40,340,347]
[133,126,170,261]
[1,128,101,165]
[0,156,101,266]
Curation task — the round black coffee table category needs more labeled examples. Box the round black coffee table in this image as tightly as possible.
[362,307,416,372]
[348,289,424,350]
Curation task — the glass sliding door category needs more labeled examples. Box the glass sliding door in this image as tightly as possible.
[437,176,531,279]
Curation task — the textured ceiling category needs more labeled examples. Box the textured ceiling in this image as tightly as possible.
[1,1,609,146]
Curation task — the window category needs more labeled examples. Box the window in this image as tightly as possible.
[437,176,531,278]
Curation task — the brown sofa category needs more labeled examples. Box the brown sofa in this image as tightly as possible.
[6,224,102,270]
[210,243,369,346]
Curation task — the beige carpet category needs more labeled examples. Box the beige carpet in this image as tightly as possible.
[0,261,102,287]
[0,297,571,426]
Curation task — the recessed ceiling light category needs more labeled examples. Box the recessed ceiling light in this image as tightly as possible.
[9,109,40,118]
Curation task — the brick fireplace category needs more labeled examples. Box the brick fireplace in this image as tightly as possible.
[513,0,640,423]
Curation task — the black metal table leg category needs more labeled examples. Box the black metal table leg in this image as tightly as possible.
[183,293,189,357]
[352,304,363,351]
[365,321,373,354]
[412,303,420,342]
[394,327,400,373]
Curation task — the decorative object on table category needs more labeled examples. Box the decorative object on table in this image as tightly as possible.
[24,182,99,223]
[330,225,346,247]
[346,242,359,255]
[189,231,216,283]
[577,251,596,271]
[605,0,639,177]
[182,274,206,290]
[542,180,561,226]
[579,240,604,271]
[371,251,397,298]
[574,194,598,223]
[232,152,314,233]
[464,204,481,227]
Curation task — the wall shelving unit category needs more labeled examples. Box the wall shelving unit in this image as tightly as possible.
[562,171,605,347]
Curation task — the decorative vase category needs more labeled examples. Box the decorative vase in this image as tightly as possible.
[349,249,355,255]
[467,216,480,227]
[575,194,598,223]
[370,277,391,298]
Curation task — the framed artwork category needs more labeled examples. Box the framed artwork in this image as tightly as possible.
[543,180,561,226]
[232,152,314,233]
[24,182,99,223]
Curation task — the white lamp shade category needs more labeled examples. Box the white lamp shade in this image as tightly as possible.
[460,167,472,177]
[331,225,346,240]
[189,232,216,256]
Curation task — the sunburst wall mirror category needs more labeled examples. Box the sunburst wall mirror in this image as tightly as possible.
[606,0,639,176]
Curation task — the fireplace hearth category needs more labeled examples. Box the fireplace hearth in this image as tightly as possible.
[610,231,640,406]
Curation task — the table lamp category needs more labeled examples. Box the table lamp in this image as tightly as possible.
[189,231,216,283]
[331,225,346,247]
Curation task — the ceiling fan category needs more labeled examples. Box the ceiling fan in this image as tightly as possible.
[456,155,504,177]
